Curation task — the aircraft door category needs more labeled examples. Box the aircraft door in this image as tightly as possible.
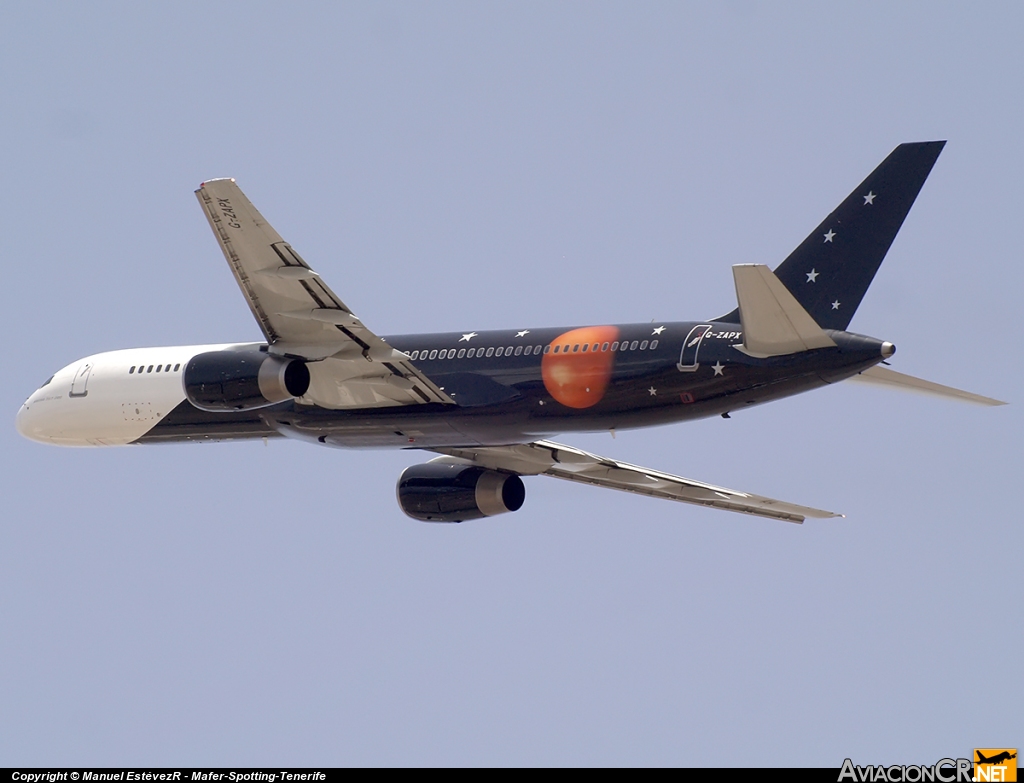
[69,362,93,397]
[677,325,712,372]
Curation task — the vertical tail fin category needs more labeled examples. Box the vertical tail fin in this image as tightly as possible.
[715,141,946,329]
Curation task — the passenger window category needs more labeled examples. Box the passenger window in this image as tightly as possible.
[129,366,135,374]
[457,348,466,359]
[640,340,648,350]
[592,343,599,352]
[601,342,609,351]
[611,341,619,351]
[409,350,419,360]
[147,365,154,373]
[485,347,494,357]
[630,341,639,350]
[543,345,550,354]
[156,365,162,372]
[174,363,180,371]
[428,349,438,360]
[494,347,503,357]
[514,346,522,356]
[650,340,658,350]
[505,346,513,355]
[581,343,588,352]
[572,344,579,353]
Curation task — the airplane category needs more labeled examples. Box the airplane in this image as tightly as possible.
[976,752,1017,765]
[15,141,1006,524]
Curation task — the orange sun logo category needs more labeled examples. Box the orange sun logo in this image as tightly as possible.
[541,326,620,409]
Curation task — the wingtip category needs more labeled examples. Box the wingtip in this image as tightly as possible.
[197,177,236,189]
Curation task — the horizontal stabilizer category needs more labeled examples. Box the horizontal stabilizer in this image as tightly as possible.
[732,265,836,357]
[849,366,1006,406]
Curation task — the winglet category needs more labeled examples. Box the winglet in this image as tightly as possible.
[732,264,836,357]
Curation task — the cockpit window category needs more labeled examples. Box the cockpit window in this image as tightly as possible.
[41,375,54,387]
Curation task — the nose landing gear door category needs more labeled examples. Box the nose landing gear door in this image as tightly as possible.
[677,325,712,372]
[69,362,93,398]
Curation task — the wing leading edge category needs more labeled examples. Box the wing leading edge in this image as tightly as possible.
[195,178,452,408]
[429,441,842,523]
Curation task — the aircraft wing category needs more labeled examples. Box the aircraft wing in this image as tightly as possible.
[429,440,842,523]
[195,179,452,408]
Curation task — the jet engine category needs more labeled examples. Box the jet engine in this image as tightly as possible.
[397,462,526,522]
[183,350,310,412]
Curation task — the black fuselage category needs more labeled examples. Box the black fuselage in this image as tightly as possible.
[139,321,888,449]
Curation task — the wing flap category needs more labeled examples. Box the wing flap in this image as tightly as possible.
[430,440,842,523]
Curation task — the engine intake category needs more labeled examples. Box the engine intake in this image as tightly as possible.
[184,350,310,412]
[397,462,526,522]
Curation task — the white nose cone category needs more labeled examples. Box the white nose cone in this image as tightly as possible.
[15,402,44,442]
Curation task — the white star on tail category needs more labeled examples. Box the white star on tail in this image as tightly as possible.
[516,330,530,338]
[652,326,666,335]
[459,332,478,342]
[712,362,725,376]
[831,301,841,310]
[863,191,876,205]
[807,269,819,283]
[823,229,836,243]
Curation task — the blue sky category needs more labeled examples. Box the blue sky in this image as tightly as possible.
[1,2,1020,766]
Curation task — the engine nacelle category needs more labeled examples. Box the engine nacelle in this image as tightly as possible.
[184,350,310,412]
[397,462,526,522]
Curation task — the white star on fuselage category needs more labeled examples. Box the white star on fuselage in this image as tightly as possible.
[831,300,841,310]
[712,362,725,376]
[806,269,819,283]
[516,330,530,338]
[648,387,657,396]
[459,332,478,342]
[823,229,836,243]
[863,191,876,205]
[652,326,666,335]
